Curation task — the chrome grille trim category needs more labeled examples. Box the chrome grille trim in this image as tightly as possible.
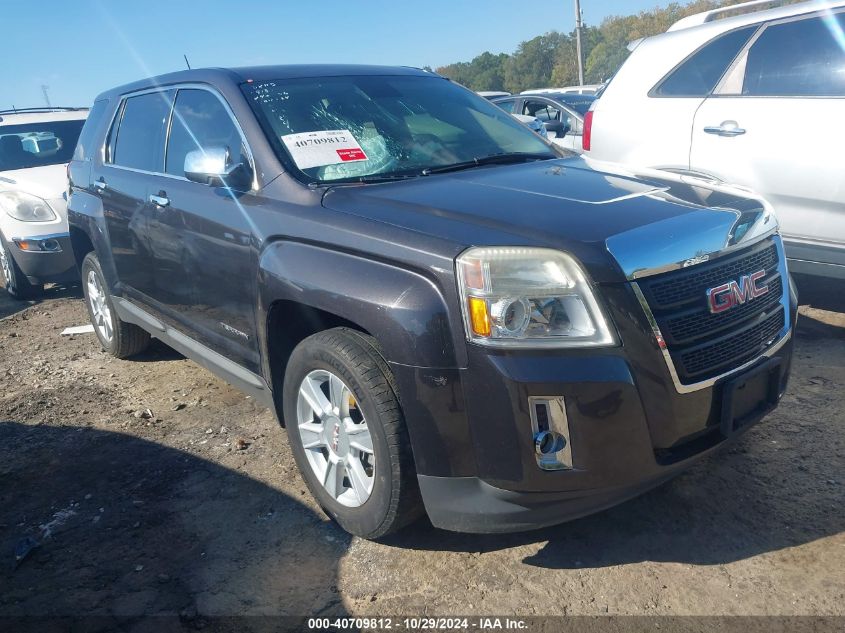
[631,233,793,394]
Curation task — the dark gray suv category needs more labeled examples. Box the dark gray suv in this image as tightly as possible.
[68,65,796,538]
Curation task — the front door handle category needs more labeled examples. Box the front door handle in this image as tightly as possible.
[93,179,107,191]
[149,193,170,207]
[703,120,746,137]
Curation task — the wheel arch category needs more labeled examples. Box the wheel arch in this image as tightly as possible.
[258,240,459,424]
[264,300,371,427]
[69,225,95,273]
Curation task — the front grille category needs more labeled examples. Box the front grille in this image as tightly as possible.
[647,243,778,310]
[678,307,785,378]
[664,275,782,345]
[638,238,786,384]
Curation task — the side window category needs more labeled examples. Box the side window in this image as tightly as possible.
[565,110,583,135]
[523,101,560,122]
[112,91,174,171]
[166,89,247,177]
[73,100,108,161]
[494,99,517,114]
[742,13,845,97]
[655,25,757,97]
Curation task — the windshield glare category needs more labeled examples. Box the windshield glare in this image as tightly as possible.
[0,120,84,172]
[243,75,555,183]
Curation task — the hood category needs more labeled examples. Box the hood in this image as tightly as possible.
[0,164,69,200]
[322,157,776,283]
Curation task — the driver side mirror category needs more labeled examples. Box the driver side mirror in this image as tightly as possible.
[543,119,571,139]
[184,146,252,190]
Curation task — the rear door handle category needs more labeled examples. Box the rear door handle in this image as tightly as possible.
[149,193,170,207]
[703,121,746,137]
[93,179,107,191]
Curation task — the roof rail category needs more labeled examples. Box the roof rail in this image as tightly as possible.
[667,0,789,32]
[0,106,89,115]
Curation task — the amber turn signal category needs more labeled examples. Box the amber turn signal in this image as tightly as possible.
[468,297,491,337]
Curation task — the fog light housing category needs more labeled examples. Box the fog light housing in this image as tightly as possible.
[529,396,573,470]
[13,237,63,253]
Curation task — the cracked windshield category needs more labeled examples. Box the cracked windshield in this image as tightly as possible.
[243,75,554,182]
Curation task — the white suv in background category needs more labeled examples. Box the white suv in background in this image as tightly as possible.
[0,107,88,298]
[584,0,845,280]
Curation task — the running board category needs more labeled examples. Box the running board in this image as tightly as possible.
[112,297,273,408]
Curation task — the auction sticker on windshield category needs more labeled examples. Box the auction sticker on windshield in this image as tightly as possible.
[281,130,368,169]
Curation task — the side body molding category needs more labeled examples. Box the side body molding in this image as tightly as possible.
[257,240,458,371]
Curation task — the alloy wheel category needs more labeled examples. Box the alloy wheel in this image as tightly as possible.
[86,270,114,342]
[0,241,12,288]
[295,369,375,507]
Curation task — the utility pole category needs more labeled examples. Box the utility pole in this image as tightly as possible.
[574,0,585,86]
[41,84,52,108]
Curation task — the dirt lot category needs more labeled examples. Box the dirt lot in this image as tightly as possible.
[0,276,843,625]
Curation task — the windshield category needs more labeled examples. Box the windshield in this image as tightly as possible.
[242,75,555,183]
[0,119,84,172]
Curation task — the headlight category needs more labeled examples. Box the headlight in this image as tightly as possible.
[0,191,57,222]
[456,247,617,348]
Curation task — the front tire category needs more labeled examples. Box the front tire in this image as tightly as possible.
[0,235,42,300]
[81,252,150,358]
[283,328,423,539]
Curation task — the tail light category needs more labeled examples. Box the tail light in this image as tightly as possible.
[582,110,594,152]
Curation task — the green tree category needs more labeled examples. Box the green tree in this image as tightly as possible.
[503,32,569,93]
[436,0,806,91]
[436,52,508,91]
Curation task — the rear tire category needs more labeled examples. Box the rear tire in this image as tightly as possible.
[283,327,423,539]
[0,235,42,300]
[81,252,150,358]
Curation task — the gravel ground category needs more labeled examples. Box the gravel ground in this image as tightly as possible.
[0,276,843,624]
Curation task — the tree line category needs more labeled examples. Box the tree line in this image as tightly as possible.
[434,1,796,93]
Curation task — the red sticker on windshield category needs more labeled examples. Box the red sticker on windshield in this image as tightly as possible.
[337,148,367,162]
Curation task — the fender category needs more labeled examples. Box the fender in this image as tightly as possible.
[257,240,477,478]
[257,240,459,371]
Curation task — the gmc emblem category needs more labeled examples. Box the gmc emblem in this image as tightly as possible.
[707,270,769,314]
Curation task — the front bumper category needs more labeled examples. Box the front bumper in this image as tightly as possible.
[8,233,77,284]
[392,276,797,534]
[419,472,679,534]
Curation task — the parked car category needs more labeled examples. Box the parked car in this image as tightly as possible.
[584,0,845,280]
[477,91,511,99]
[0,107,88,297]
[521,84,603,96]
[493,93,595,152]
[68,65,796,539]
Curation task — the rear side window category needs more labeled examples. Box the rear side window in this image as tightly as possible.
[742,13,845,96]
[654,25,757,97]
[165,89,247,176]
[112,91,174,171]
[72,100,107,161]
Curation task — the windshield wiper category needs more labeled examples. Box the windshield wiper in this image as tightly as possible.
[356,173,421,184]
[421,152,555,176]
[318,173,422,186]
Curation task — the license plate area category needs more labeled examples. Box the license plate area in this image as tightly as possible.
[720,357,782,437]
